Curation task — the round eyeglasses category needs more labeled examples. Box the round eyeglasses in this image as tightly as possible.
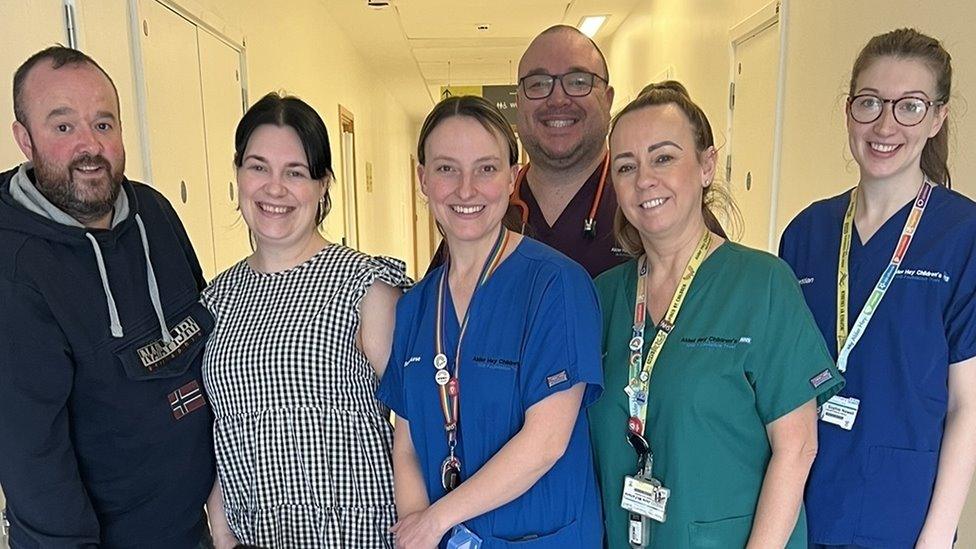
[848,94,945,127]
[518,71,608,100]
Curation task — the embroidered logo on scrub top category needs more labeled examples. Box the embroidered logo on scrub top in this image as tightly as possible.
[546,370,569,388]
[679,335,752,350]
[403,356,422,368]
[798,277,815,285]
[809,368,834,389]
[895,268,950,283]
[472,356,520,370]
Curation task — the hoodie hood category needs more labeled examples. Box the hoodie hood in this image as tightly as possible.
[1,163,172,343]
[9,162,130,230]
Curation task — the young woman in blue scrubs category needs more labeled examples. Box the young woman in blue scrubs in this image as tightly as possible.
[780,29,976,548]
[376,96,604,548]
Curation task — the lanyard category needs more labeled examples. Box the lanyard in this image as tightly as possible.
[625,231,711,436]
[510,151,610,238]
[434,226,511,489]
[835,179,934,372]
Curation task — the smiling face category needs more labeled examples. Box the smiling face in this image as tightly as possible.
[237,124,326,251]
[610,104,716,245]
[419,115,517,248]
[12,61,125,227]
[516,30,613,171]
[847,56,947,184]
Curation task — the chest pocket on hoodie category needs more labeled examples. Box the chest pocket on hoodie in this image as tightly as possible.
[115,300,214,381]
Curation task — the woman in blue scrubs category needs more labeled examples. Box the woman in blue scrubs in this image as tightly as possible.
[780,29,976,548]
[376,96,604,548]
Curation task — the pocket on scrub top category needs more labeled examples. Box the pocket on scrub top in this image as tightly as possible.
[688,514,753,548]
[488,519,579,547]
[114,301,214,381]
[856,446,937,544]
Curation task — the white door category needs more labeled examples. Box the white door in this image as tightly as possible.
[197,29,249,272]
[728,21,780,251]
[136,0,216,279]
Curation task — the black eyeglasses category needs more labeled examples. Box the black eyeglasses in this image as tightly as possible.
[848,94,945,127]
[518,71,608,100]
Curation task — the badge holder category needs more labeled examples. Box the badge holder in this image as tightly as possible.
[818,394,859,430]
[447,523,482,549]
[621,433,670,548]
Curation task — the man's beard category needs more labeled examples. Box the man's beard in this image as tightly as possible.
[32,148,125,226]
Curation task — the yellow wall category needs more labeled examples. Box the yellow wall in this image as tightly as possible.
[602,0,976,542]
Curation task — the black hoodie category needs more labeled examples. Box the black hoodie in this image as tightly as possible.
[0,165,215,548]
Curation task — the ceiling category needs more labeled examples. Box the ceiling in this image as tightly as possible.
[322,0,644,122]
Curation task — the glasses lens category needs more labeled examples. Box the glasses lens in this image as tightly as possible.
[522,74,555,99]
[850,95,882,124]
[561,72,595,97]
[893,97,928,126]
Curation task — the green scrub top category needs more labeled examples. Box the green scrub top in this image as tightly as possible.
[590,242,843,549]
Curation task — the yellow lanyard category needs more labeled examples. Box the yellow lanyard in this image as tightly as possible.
[835,179,934,372]
[626,231,711,435]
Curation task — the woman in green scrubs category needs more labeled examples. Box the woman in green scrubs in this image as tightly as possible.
[589,81,844,549]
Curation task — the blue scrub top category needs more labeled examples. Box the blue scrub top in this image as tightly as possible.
[377,237,605,548]
[780,185,976,548]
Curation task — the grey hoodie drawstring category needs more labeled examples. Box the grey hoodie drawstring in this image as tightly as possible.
[9,163,171,343]
[135,214,173,344]
[85,233,124,338]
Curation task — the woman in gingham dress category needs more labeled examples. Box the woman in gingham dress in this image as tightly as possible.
[202,93,409,548]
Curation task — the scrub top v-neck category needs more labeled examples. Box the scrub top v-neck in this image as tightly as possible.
[377,237,605,548]
[590,242,843,549]
[780,185,976,548]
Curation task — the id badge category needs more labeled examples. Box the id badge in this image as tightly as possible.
[621,475,669,523]
[818,394,860,430]
[447,523,482,549]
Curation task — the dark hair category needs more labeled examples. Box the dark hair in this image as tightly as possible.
[849,28,952,186]
[609,80,737,255]
[534,25,610,81]
[417,95,518,166]
[234,92,334,224]
[13,45,119,126]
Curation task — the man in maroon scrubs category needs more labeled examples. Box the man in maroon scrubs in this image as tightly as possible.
[430,25,626,278]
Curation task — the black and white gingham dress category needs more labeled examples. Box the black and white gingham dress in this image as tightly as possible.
[201,245,409,548]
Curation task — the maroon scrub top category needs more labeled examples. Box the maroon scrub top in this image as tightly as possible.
[427,164,628,278]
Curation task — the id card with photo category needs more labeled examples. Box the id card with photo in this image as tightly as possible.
[621,475,670,523]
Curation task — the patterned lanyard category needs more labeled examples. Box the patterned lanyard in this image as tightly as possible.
[625,231,711,436]
[434,226,511,491]
[835,179,934,373]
